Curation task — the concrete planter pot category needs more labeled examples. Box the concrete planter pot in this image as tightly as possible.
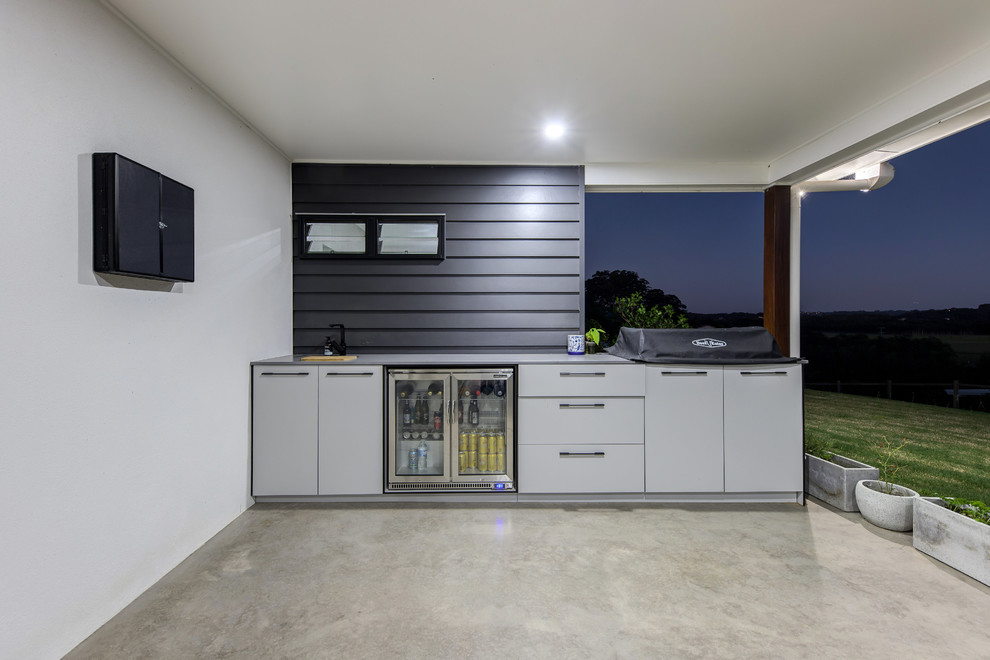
[855,480,919,532]
[913,497,990,586]
[804,452,878,512]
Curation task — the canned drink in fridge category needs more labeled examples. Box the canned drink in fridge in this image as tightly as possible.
[493,434,504,455]
[458,451,467,472]
[478,452,489,472]
[459,432,468,451]
[408,449,418,471]
[468,432,479,452]
[479,433,489,454]
[467,450,478,470]
[495,453,505,472]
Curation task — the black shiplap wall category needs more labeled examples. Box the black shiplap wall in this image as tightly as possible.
[292,164,584,354]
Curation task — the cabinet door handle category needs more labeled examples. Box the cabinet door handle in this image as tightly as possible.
[558,403,606,409]
[324,372,376,377]
[740,371,789,376]
[260,372,310,376]
[559,372,606,377]
[660,371,708,376]
[559,451,606,457]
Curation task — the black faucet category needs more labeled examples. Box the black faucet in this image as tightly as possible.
[324,324,347,356]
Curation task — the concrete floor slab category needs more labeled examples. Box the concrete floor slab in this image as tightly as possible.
[65,499,990,659]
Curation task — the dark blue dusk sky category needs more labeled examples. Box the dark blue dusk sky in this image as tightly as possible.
[586,120,990,314]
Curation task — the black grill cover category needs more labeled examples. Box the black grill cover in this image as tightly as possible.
[605,326,801,364]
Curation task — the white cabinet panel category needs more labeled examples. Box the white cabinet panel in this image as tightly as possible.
[519,364,644,397]
[723,365,804,492]
[318,366,383,495]
[518,444,644,493]
[252,367,318,496]
[518,397,643,445]
[645,366,724,492]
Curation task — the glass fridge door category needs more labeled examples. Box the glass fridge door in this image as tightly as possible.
[451,370,514,486]
[388,372,449,482]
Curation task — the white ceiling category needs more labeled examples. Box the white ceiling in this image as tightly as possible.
[104,0,990,188]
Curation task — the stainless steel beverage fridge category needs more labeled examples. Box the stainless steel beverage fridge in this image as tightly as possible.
[386,368,515,492]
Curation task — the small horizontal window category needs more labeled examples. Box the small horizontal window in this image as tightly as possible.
[378,220,440,255]
[304,222,367,255]
[298,214,444,260]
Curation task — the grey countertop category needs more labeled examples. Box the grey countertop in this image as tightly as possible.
[252,353,634,366]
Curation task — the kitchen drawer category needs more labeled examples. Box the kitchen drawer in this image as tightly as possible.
[518,444,644,493]
[518,363,644,397]
[518,397,643,445]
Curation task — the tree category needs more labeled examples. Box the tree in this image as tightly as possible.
[585,269,688,339]
[642,288,687,316]
[614,292,690,329]
[586,270,650,314]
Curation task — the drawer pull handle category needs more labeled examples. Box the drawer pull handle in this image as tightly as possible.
[559,372,606,377]
[660,371,708,376]
[558,403,605,409]
[260,372,310,376]
[740,371,788,376]
[559,451,606,457]
[324,372,376,377]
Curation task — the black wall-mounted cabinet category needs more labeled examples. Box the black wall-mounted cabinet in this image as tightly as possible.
[93,153,195,282]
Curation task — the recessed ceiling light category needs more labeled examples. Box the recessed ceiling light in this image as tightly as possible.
[544,123,566,140]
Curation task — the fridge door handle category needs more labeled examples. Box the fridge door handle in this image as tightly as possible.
[559,451,606,457]
[558,403,606,409]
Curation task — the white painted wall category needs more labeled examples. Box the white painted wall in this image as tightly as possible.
[0,1,291,657]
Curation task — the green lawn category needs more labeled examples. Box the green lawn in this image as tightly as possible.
[804,389,990,504]
[937,334,990,361]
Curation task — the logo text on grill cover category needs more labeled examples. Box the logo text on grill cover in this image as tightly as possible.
[692,338,727,348]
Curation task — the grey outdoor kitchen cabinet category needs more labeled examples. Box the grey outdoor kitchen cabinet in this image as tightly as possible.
[317,366,383,495]
[252,366,319,496]
[722,365,804,492]
[251,365,383,496]
[644,365,725,492]
[645,363,804,495]
[517,363,646,494]
[250,354,802,501]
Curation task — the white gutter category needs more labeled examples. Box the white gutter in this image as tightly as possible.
[787,162,894,357]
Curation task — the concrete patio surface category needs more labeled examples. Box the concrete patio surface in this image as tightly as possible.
[65,499,990,659]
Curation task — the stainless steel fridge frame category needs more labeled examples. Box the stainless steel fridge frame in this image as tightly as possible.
[386,368,515,492]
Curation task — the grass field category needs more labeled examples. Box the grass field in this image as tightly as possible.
[817,333,990,362]
[804,389,990,504]
[936,334,990,360]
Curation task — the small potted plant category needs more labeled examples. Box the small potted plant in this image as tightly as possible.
[914,496,990,586]
[804,435,878,512]
[855,435,918,531]
[585,328,607,354]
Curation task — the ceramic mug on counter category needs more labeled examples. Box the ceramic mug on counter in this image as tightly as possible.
[567,334,585,355]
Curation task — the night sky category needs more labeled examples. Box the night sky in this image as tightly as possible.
[585,120,990,314]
